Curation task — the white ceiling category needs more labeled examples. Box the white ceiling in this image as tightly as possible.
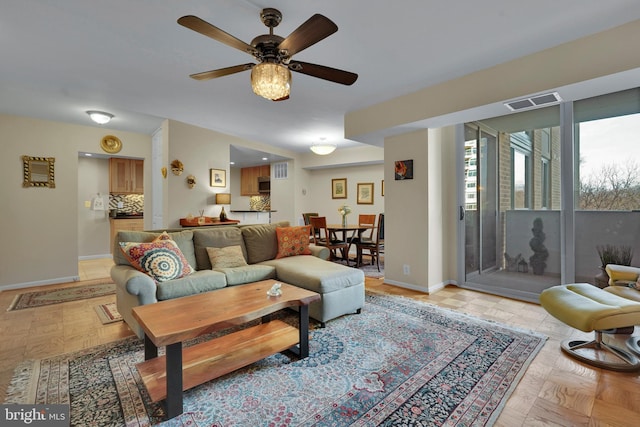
[2,0,640,158]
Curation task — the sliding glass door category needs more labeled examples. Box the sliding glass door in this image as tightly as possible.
[461,106,562,302]
[464,124,498,277]
[460,88,640,302]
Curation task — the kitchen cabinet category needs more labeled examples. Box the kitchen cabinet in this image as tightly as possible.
[110,218,144,253]
[110,158,144,194]
[240,165,270,196]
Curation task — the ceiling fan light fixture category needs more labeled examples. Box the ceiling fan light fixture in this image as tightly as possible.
[310,142,337,155]
[86,110,114,125]
[251,63,291,100]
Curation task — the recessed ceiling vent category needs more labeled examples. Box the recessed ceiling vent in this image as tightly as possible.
[504,92,562,112]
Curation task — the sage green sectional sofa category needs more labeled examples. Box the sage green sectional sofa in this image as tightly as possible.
[110,222,365,338]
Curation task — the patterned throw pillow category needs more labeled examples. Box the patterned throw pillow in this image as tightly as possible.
[275,226,312,259]
[206,246,248,269]
[119,234,193,282]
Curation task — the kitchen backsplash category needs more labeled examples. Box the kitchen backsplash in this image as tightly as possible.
[109,194,144,213]
[250,195,270,211]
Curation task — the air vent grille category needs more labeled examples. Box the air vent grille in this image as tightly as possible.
[504,92,562,112]
[273,162,288,179]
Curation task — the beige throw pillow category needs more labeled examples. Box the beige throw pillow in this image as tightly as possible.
[206,245,248,269]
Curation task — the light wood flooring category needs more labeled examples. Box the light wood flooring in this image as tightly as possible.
[1,258,639,426]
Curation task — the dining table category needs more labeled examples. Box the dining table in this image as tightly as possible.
[326,224,374,266]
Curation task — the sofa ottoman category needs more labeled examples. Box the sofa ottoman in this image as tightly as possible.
[261,255,365,326]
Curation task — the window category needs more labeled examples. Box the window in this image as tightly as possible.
[512,148,530,209]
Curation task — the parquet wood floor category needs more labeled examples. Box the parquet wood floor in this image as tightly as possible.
[1,259,639,426]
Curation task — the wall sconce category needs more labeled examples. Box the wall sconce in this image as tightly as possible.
[86,110,114,125]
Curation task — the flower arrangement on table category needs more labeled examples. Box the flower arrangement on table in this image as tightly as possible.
[338,205,351,227]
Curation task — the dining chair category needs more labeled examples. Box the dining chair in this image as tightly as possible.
[309,216,349,263]
[302,212,320,242]
[356,213,384,271]
[351,214,376,244]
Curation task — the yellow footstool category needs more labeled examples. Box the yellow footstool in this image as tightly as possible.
[540,283,640,371]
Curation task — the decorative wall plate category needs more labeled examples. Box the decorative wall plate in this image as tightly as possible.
[100,135,122,154]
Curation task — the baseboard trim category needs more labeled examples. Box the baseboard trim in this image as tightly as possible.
[0,276,81,292]
[78,254,112,261]
[383,280,429,293]
[382,279,454,294]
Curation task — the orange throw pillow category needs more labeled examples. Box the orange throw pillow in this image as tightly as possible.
[275,226,312,259]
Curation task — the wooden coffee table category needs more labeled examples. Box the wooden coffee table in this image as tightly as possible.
[131,279,320,419]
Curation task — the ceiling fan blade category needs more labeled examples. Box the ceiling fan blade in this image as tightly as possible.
[178,15,255,54]
[190,64,254,81]
[278,14,338,57]
[289,61,358,85]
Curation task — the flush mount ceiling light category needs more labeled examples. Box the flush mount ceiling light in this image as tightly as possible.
[310,141,337,155]
[251,62,291,100]
[86,111,114,124]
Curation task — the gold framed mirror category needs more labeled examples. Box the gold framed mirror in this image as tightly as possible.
[23,155,55,188]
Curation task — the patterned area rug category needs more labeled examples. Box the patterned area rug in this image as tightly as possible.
[94,302,123,324]
[7,278,115,311]
[5,293,546,426]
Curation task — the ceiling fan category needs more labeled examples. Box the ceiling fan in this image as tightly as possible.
[177,8,358,101]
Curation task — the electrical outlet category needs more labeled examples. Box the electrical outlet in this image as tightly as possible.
[403,264,410,275]
[117,202,124,208]
[84,201,91,208]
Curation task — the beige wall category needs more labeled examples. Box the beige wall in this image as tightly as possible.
[0,114,152,289]
[302,163,385,226]
[164,120,303,227]
[383,130,429,290]
[78,156,111,257]
[345,19,640,140]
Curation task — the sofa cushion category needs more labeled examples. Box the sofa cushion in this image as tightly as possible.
[193,227,247,270]
[215,265,277,286]
[119,237,193,283]
[113,230,196,268]
[275,226,312,259]
[240,223,285,264]
[156,269,227,300]
[261,255,364,294]
[206,245,248,268]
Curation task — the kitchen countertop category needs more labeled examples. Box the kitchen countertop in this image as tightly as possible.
[110,215,144,219]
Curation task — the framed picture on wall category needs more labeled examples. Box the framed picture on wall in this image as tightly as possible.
[395,159,413,180]
[210,169,226,187]
[357,182,374,204]
[332,178,347,199]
